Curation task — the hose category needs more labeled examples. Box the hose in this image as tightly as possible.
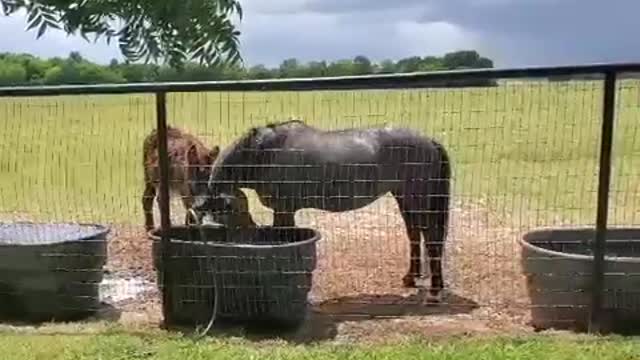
[187,208,219,339]
[182,209,320,337]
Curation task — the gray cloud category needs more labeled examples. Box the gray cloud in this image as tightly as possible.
[0,0,637,68]
[230,0,477,66]
[422,0,640,65]
[304,0,428,14]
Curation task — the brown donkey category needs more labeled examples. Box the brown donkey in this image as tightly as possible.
[142,126,255,231]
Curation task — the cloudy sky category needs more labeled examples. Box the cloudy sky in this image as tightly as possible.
[0,0,638,68]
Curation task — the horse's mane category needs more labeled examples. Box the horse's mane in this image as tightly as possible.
[263,119,308,129]
[210,134,243,171]
[210,119,308,173]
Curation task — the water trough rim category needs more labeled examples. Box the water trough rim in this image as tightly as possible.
[0,221,111,246]
[519,226,640,263]
[147,225,322,250]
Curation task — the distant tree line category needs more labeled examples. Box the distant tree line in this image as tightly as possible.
[0,50,497,87]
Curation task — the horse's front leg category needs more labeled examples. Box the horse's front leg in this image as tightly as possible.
[142,181,157,231]
[273,211,296,228]
[260,191,296,228]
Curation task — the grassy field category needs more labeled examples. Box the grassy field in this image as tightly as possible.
[0,331,639,360]
[0,79,639,227]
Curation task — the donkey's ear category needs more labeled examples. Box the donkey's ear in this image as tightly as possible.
[209,145,220,162]
[187,144,199,165]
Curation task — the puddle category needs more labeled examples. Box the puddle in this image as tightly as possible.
[99,275,155,303]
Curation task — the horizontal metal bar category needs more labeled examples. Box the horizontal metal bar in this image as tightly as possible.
[0,62,639,97]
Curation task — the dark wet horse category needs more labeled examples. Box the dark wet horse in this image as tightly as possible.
[195,120,451,299]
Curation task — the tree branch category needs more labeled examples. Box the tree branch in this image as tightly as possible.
[1,0,243,68]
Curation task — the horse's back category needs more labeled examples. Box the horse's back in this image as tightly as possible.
[282,128,379,164]
[275,125,442,165]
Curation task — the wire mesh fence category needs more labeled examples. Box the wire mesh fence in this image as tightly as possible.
[0,94,159,322]
[0,66,639,338]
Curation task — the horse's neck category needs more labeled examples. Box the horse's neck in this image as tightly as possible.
[214,151,251,185]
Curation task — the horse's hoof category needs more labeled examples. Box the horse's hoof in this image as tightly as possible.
[425,289,443,304]
[402,275,417,288]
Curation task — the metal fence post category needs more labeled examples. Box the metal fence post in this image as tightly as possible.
[589,71,617,332]
[155,91,174,326]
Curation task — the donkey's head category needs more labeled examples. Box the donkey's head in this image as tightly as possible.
[187,143,220,210]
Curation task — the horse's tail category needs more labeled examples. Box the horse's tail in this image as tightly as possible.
[429,140,451,237]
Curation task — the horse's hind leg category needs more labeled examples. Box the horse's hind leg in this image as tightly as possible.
[421,182,449,301]
[424,210,446,301]
[142,181,157,231]
[422,151,451,301]
[396,195,423,288]
[403,218,422,289]
[396,190,447,299]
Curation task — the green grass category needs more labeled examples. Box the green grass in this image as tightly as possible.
[1,79,639,226]
[0,331,639,360]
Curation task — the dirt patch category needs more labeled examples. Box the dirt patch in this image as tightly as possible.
[99,194,533,339]
[293,195,533,338]
[444,199,532,326]
[106,226,154,279]
[0,195,536,341]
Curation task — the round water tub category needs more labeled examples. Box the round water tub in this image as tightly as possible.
[0,222,109,322]
[520,227,640,333]
[149,225,321,330]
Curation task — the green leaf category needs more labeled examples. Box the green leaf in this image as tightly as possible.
[44,18,61,30]
[80,30,91,42]
[26,15,42,31]
[6,0,244,67]
[36,21,48,38]
[235,2,243,19]
[1,0,20,15]
[26,6,41,26]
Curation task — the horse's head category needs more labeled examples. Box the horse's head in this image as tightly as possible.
[193,122,299,226]
[186,143,220,219]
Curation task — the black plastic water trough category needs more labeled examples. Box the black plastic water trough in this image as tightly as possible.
[0,222,109,322]
[520,227,640,333]
[149,225,321,329]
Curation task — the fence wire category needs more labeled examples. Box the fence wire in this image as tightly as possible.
[0,73,638,337]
